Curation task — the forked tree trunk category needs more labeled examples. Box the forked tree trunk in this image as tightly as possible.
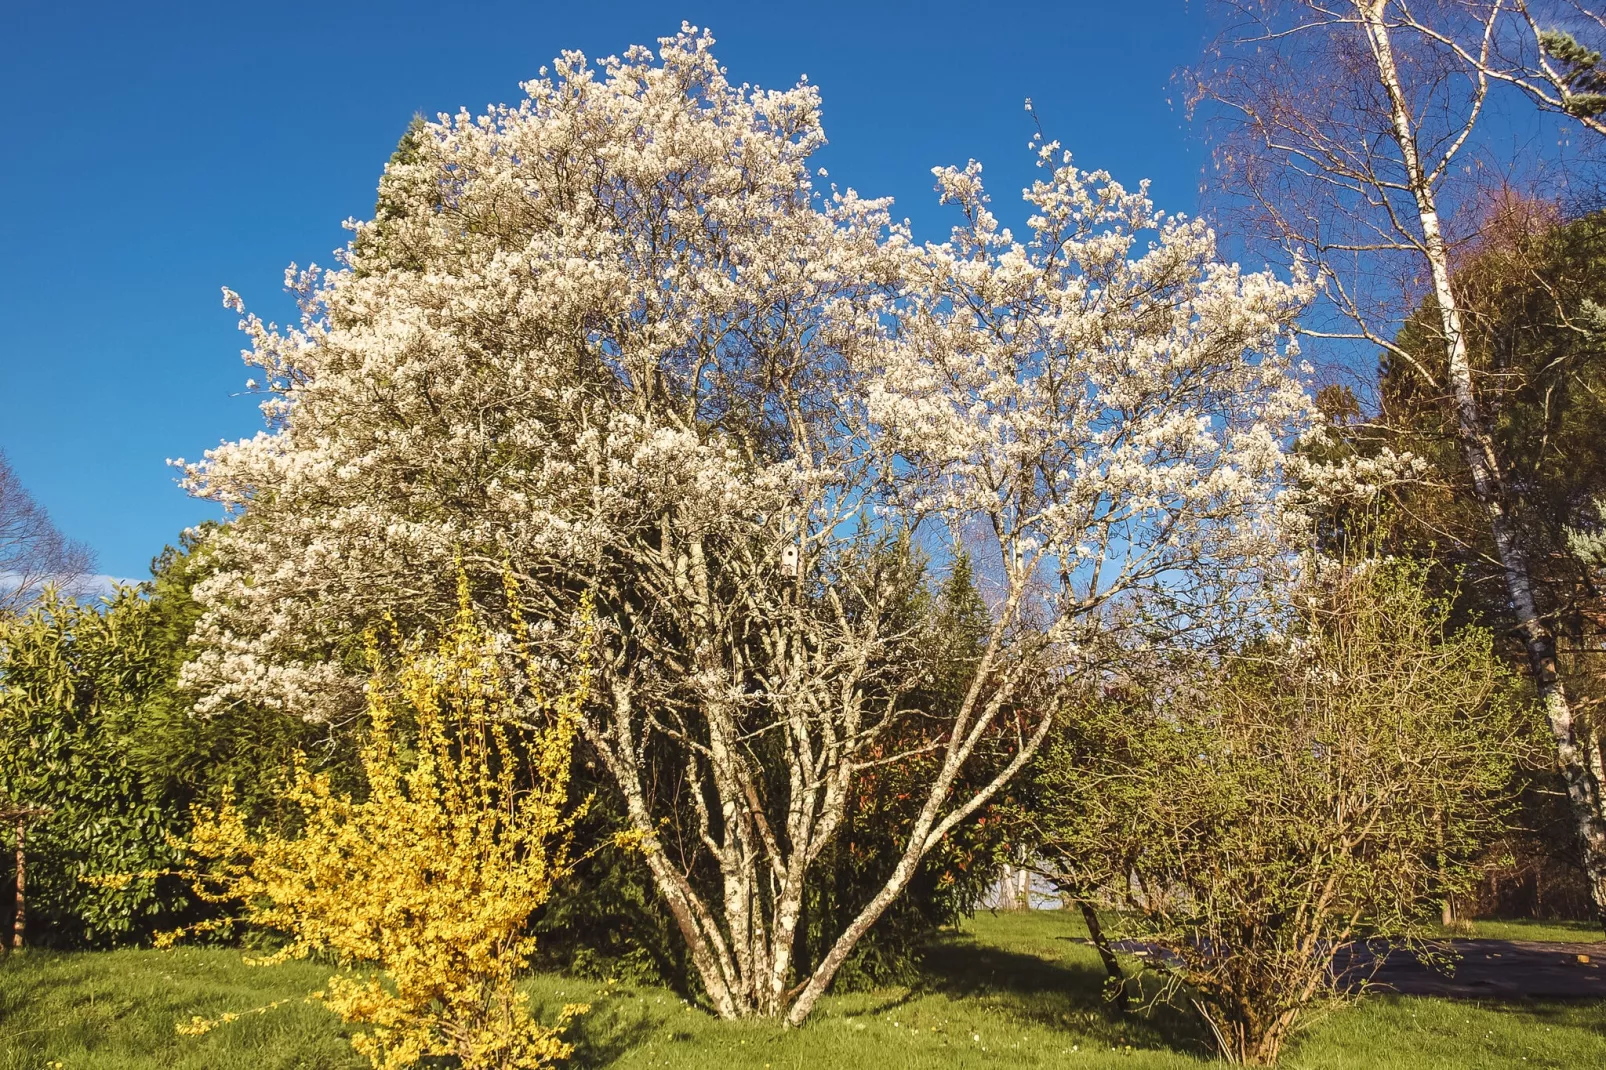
[1360,0,1606,931]
[1196,1001,1297,1066]
[784,688,1054,1026]
[592,523,1057,1026]
[1248,1012,1297,1067]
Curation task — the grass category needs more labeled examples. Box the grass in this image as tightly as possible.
[2,913,1603,1069]
[0,946,357,1070]
[1437,917,1605,944]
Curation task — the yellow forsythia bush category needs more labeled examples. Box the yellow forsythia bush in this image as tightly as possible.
[176,576,590,1069]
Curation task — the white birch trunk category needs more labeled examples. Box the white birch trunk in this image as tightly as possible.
[1361,0,1606,925]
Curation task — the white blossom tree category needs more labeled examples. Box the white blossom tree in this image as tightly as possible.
[791,145,1312,1022]
[181,27,1310,1023]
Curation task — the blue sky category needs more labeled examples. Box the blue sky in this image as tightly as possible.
[1,0,1211,579]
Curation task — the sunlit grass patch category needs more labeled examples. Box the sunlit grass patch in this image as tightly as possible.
[2,913,1602,1069]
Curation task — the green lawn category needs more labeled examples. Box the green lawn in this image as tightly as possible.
[1438,917,1604,944]
[3,913,1603,1069]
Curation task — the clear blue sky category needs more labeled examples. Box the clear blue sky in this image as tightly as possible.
[0,0,1209,579]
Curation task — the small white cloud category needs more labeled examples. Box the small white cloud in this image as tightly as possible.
[0,572,143,606]
[83,574,145,596]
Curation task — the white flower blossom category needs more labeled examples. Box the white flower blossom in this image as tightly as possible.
[177,25,1313,1023]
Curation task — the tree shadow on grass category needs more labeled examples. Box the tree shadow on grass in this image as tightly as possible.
[529,988,667,1069]
[1476,997,1606,1044]
[915,928,1214,1060]
[0,964,62,1041]
[835,988,920,1020]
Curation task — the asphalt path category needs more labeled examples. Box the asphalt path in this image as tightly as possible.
[1107,938,1606,1000]
[1347,939,1605,1000]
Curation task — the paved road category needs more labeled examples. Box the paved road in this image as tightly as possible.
[1353,939,1606,1000]
[1108,938,1606,1000]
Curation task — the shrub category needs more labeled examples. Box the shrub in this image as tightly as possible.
[1024,558,1535,1064]
[0,531,341,949]
[176,577,589,1069]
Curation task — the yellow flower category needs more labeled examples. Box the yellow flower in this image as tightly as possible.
[174,570,590,1069]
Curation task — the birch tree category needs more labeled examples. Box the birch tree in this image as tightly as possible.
[1390,1,1606,133]
[181,26,1309,1023]
[1195,0,1606,927]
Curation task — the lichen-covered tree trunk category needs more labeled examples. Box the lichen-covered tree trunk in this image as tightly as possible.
[784,652,1057,1026]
